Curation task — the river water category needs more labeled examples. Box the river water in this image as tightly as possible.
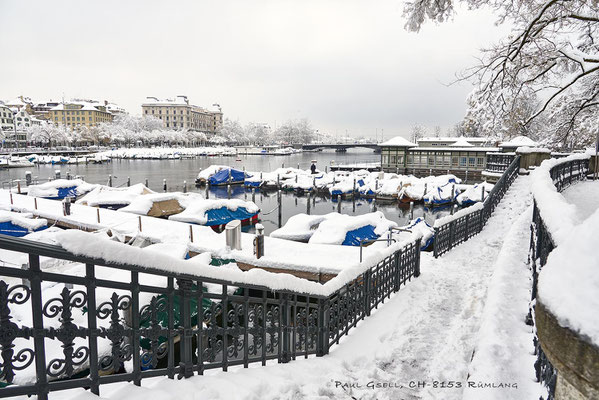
[0,149,452,235]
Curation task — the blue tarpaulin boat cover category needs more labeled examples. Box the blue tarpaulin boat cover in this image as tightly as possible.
[0,222,47,237]
[342,224,378,246]
[205,206,258,226]
[208,168,248,185]
[49,186,78,200]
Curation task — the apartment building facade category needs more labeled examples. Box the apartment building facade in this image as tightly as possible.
[49,101,114,129]
[141,96,223,133]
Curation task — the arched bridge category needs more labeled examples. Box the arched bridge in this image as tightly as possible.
[301,143,380,152]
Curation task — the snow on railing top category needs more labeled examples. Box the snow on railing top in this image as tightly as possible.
[433,202,483,228]
[538,206,599,347]
[530,153,590,246]
[515,146,551,154]
[57,229,423,298]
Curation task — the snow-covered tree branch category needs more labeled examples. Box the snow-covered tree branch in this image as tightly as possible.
[404,0,599,149]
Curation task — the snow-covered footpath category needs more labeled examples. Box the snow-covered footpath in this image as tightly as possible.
[17,176,542,400]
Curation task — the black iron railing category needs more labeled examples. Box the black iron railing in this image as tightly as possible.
[485,152,516,173]
[0,234,421,399]
[529,157,589,400]
[433,155,521,257]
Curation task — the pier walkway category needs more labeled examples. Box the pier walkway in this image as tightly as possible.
[32,175,545,400]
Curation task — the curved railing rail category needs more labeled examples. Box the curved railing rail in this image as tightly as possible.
[0,233,421,399]
[529,156,589,399]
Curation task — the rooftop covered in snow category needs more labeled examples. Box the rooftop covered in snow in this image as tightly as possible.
[378,136,417,147]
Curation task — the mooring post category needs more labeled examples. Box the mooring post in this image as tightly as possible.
[189,225,194,242]
[163,179,167,192]
[108,174,112,187]
[297,163,300,170]
[25,171,32,186]
[277,174,280,189]
[307,193,311,215]
[252,187,255,202]
[145,178,149,188]
[9,192,13,205]
[227,184,231,199]
[138,216,142,232]
[424,183,428,196]
[337,198,341,213]
[62,197,71,216]
[66,171,71,180]
[55,170,61,180]
[277,190,282,228]
[451,184,455,204]
[127,177,131,187]
[481,185,485,202]
[254,224,264,259]
[183,180,187,193]
[17,181,21,194]
[97,208,101,223]
[282,162,285,168]
[34,197,37,210]
[410,201,414,220]
[353,178,356,199]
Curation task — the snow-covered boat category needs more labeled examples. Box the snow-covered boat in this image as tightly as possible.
[456,182,494,206]
[169,198,260,231]
[27,179,97,200]
[423,183,459,207]
[0,210,48,237]
[76,184,155,210]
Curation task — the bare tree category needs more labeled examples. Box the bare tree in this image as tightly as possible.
[404,0,599,148]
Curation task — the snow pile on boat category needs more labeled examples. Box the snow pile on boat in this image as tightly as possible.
[393,218,435,250]
[456,182,494,206]
[76,183,155,208]
[120,193,186,216]
[309,212,397,246]
[27,179,97,199]
[270,213,334,242]
[0,210,47,236]
[169,198,259,226]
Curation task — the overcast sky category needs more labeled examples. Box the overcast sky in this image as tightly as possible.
[0,0,508,139]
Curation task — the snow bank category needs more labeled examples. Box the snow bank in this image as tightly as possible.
[538,207,599,346]
[27,179,97,198]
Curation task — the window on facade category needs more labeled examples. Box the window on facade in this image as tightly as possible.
[469,157,476,167]
[460,157,467,167]
[477,157,485,167]
[166,123,169,127]
[145,110,148,114]
[159,110,162,114]
[428,155,435,166]
[397,155,404,165]
[67,117,70,121]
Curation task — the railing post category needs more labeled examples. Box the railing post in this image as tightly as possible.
[433,227,440,258]
[85,264,99,395]
[364,270,371,317]
[29,254,49,400]
[316,298,329,356]
[131,271,141,386]
[177,278,194,379]
[414,240,421,278]
[280,293,291,363]
[394,251,401,291]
